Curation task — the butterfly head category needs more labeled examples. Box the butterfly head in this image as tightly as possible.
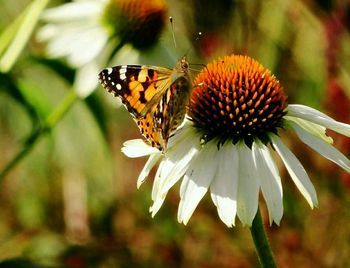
[179,55,189,72]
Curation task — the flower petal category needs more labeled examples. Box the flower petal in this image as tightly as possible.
[150,146,199,216]
[38,21,109,66]
[36,24,57,42]
[252,141,283,225]
[287,104,350,137]
[41,0,105,22]
[137,153,162,188]
[122,139,160,158]
[210,144,238,227]
[271,135,318,208]
[284,116,333,144]
[149,127,200,216]
[177,142,219,225]
[38,23,83,58]
[151,124,201,200]
[74,61,100,97]
[290,121,350,173]
[236,144,259,226]
[70,26,108,66]
[149,160,167,215]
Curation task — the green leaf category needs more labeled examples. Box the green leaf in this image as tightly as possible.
[17,77,52,120]
[0,72,41,124]
[0,0,50,72]
[32,56,76,84]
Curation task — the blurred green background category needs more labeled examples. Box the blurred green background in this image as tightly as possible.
[1,0,350,267]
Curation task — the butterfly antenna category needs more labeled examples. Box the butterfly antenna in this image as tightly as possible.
[169,17,177,50]
[184,31,202,56]
[195,31,202,42]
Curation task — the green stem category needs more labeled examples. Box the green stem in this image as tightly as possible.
[107,38,127,63]
[45,90,78,128]
[0,132,39,182]
[250,208,276,268]
[0,90,78,181]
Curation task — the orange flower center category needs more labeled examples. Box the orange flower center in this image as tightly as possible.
[188,55,288,147]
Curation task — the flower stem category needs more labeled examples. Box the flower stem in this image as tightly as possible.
[46,90,78,128]
[0,90,78,181]
[249,208,276,268]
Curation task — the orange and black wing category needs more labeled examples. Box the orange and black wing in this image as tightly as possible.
[98,57,191,152]
[98,65,173,150]
[98,65,172,118]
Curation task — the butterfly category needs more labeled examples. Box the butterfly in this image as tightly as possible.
[98,56,192,152]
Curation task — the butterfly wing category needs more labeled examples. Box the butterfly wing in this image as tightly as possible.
[99,64,173,150]
[154,57,191,149]
[135,113,164,150]
[98,65,172,118]
[98,56,191,151]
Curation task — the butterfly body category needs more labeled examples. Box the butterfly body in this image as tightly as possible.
[99,56,191,151]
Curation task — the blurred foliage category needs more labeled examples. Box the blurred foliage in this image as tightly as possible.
[0,0,350,267]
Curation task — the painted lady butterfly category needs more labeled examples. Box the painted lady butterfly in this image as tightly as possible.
[98,56,191,151]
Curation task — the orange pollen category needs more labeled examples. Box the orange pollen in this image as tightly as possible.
[188,55,288,147]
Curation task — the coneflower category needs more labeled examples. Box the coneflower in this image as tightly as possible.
[122,54,350,227]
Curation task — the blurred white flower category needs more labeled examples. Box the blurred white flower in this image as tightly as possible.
[37,0,109,97]
[37,0,167,97]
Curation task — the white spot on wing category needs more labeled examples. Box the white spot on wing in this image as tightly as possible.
[116,84,122,90]
[107,68,113,75]
[119,66,127,80]
[119,66,127,73]
[158,99,163,113]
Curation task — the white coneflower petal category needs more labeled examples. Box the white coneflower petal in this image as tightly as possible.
[252,141,283,225]
[236,144,260,226]
[150,125,201,216]
[44,24,108,66]
[285,116,333,144]
[38,24,82,58]
[74,61,101,97]
[137,153,162,188]
[289,121,350,172]
[271,135,318,208]
[149,160,167,216]
[156,146,199,196]
[151,125,201,199]
[122,139,160,158]
[36,24,57,44]
[288,104,350,137]
[150,145,199,216]
[41,0,105,22]
[178,143,219,225]
[38,0,107,67]
[69,27,108,66]
[210,144,238,227]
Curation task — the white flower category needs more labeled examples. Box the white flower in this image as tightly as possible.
[37,0,109,97]
[37,0,168,97]
[123,107,350,227]
[121,55,350,227]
